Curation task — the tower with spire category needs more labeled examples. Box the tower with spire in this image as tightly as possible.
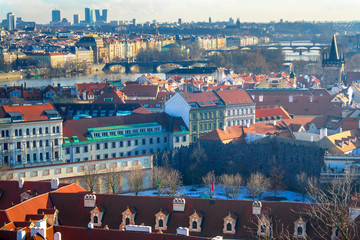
[322,34,345,87]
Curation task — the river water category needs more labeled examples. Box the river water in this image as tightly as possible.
[0,73,166,88]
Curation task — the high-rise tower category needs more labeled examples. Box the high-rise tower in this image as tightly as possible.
[52,9,61,23]
[7,12,16,31]
[85,8,94,24]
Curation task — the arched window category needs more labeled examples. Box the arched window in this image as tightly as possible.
[226,222,232,232]
[33,128,36,135]
[192,221,197,230]
[45,127,49,134]
[15,129,18,136]
[39,128,42,134]
[297,226,303,235]
[26,129,30,135]
[93,215,98,224]
[56,126,60,133]
[19,129,22,136]
[159,219,163,228]
[125,217,130,225]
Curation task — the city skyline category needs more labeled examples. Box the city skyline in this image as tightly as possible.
[1,0,360,24]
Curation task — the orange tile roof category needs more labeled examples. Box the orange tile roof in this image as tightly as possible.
[215,90,254,105]
[1,103,56,122]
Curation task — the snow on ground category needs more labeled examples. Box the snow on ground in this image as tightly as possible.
[122,185,310,203]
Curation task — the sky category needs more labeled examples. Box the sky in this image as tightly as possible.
[1,0,360,24]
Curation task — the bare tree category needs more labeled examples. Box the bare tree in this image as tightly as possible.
[84,164,98,192]
[166,168,182,196]
[128,165,145,196]
[269,165,284,198]
[202,171,215,197]
[153,166,168,196]
[296,172,308,202]
[219,173,243,199]
[104,165,122,194]
[190,143,207,185]
[304,174,359,240]
[247,172,270,200]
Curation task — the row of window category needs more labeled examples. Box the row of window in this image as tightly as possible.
[191,111,223,120]
[3,139,59,150]
[1,126,60,138]
[9,159,146,179]
[227,108,254,116]
[7,151,60,164]
[227,119,254,127]
[92,127,161,138]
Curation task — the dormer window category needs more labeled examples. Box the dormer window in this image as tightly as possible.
[120,207,136,230]
[293,217,307,238]
[257,215,271,238]
[90,205,104,227]
[189,211,203,232]
[155,210,170,231]
[223,212,237,234]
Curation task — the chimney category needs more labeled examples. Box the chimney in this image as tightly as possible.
[222,125,226,131]
[84,194,96,208]
[212,237,223,240]
[54,232,61,240]
[88,222,94,230]
[30,219,47,239]
[246,123,250,128]
[17,230,26,240]
[18,178,24,189]
[310,95,313,103]
[273,120,276,126]
[177,227,189,236]
[289,94,293,103]
[320,128,328,139]
[252,201,262,215]
[311,135,314,142]
[51,178,59,190]
[126,225,152,233]
[173,198,186,212]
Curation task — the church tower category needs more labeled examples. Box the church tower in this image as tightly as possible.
[322,35,345,87]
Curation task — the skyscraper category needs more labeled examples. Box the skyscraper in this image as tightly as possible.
[85,8,93,24]
[7,12,16,31]
[95,9,108,23]
[73,14,79,25]
[52,9,61,23]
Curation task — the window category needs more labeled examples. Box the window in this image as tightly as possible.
[120,141,123,147]
[142,139,146,145]
[159,219,164,228]
[79,166,85,172]
[55,168,61,175]
[56,126,60,133]
[15,129,18,136]
[52,126,56,133]
[40,153,43,161]
[33,128,36,135]
[112,153,116,158]
[32,171,38,177]
[183,136,186,142]
[112,142,116,148]
[297,226,303,236]
[93,216,98,224]
[43,170,50,176]
[135,139,138,146]
[46,140,49,146]
[54,139,59,146]
[75,147,80,153]
[149,138,153,144]
[96,155,101,160]
[39,140,43,147]
[133,160,139,165]
[127,140,131,147]
[127,151,131,156]
[96,143,100,150]
[123,161,128,167]
[27,154,30,162]
[164,137,167,142]
[17,142,21,149]
[125,217,130,225]
[33,153,37,161]
[192,221,197,230]
[104,142,108,149]
[227,223,232,232]
[55,151,59,159]
[176,136,180,143]
[142,149,146,154]
[19,129,22,136]
[17,155,21,163]
[45,127,49,134]
[104,154,109,159]
[26,128,30,135]
[39,128,42,134]
[84,146,88,152]
[4,143,8,150]
[157,137,160,144]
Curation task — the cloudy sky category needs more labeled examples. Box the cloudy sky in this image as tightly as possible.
[1,0,360,24]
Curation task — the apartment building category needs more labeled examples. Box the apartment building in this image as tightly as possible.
[0,103,63,167]
[62,113,189,162]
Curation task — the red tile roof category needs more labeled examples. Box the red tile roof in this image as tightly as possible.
[0,103,57,122]
[215,90,254,105]
[181,92,221,107]
[255,107,291,120]
[76,83,108,92]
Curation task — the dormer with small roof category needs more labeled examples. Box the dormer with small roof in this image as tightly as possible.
[154,209,170,231]
[90,205,105,227]
[189,210,204,232]
[293,216,307,238]
[223,212,238,234]
[120,207,136,230]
